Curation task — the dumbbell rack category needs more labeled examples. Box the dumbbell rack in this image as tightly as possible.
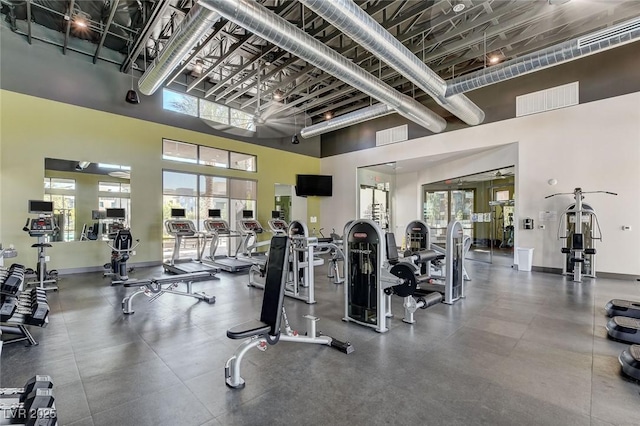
[1,264,50,347]
[0,375,58,425]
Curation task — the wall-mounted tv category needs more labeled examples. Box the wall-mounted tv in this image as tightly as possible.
[28,200,54,214]
[171,208,186,218]
[106,208,126,219]
[295,175,333,197]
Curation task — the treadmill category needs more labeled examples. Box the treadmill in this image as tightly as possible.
[163,209,218,277]
[237,211,269,265]
[201,209,252,273]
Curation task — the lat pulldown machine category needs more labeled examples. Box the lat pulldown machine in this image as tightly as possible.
[545,187,616,282]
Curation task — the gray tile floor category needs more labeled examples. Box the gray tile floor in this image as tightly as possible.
[1,260,639,425]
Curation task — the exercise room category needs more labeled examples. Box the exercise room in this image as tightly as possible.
[1,1,639,425]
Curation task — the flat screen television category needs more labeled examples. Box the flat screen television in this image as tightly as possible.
[171,208,186,218]
[209,209,221,218]
[295,175,333,197]
[242,210,253,219]
[28,200,53,214]
[92,210,107,220]
[106,208,126,219]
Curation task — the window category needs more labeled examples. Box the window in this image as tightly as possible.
[163,139,198,164]
[162,89,254,131]
[230,108,256,132]
[44,177,77,242]
[163,89,198,117]
[199,146,229,168]
[162,171,257,258]
[163,139,257,173]
[200,99,229,125]
[99,181,131,224]
[230,152,257,172]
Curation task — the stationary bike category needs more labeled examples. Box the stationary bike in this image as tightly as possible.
[23,201,59,291]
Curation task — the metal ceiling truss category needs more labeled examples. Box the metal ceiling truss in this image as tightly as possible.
[3,0,639,130]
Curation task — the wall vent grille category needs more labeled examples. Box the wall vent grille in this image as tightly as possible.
[516,82,579,117]
[376,124,408,146]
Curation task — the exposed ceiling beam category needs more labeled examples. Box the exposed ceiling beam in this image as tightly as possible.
[62,0,76,55]
[121,0,173,72]
[93,0,120,64]
[26,0,32,44]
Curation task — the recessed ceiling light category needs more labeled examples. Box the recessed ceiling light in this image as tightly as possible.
[452,3,466,13]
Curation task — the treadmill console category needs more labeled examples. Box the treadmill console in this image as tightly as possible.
[166,220,197,236]
[240,220,264,234]
[268,219,288,232]
[204,219,230,234]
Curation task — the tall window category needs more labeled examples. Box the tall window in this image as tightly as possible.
[162,171,257,255]
[44,177,76,242]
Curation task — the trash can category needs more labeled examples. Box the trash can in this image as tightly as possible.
[516,247,534,271]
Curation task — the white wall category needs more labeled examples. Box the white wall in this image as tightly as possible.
[321,92,640,275]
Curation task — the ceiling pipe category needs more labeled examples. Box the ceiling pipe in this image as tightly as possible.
[300,104,394,139]
[446,16,640,96]
[138,4,220,96]
[199,0,446,133]
[300,0,485,126]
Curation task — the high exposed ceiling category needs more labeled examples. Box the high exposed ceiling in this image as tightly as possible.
[2,0,640,137]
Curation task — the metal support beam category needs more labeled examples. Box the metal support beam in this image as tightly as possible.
[93,0,120,64]
[62,0,75,55]
[26,0,32,44]
[121,0,172,72]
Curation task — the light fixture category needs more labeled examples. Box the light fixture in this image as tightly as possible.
[192,59,204,76]
[125,42,140,104]
[489,55,501,64]
[273,89,283,101]
[324,111,333,120]
[548,178,558,186]
[452,2,466,13]
[291,134,300,144]
[75,161,90,171]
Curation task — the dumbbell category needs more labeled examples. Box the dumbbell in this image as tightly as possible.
[0,375,53,400]
[0,388,56,426]
[0,298,17,321]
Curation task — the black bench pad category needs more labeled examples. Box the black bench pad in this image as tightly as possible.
[227,319,271,339]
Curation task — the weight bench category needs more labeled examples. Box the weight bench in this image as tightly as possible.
[121,272,216,314]
[225,236,353,389]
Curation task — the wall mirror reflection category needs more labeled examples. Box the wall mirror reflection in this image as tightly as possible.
[44,158,131,242]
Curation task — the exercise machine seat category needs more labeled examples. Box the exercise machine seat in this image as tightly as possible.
[227,320,271,339]
[605,299,640,319]
[227,236,289,341]
[31,243,52,248]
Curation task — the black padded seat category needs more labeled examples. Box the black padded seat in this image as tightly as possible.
[317,237,333,244]
[31,243,52,248]
[620,345,640,380]
[605,299,640,319]
[227,320,271,339]
[226,236,289,342]
[606,316,640,344]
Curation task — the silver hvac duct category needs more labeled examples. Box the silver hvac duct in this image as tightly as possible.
[446,16,640,96]
[300,104,394,139]
[300,0,485,126]
[138,4,220,96]
[199,0,447,133]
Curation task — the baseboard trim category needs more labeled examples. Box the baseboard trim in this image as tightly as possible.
[56,261,162,275]
[529,266,638,281]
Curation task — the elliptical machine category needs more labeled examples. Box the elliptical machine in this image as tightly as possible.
[22,200,59,291]
[545,187,616,282]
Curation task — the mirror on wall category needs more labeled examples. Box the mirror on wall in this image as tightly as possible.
[274,184,307,225]
[44,158,131,242]
[357,163,396,231]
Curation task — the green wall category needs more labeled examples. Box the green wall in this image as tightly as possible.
[0,90,321,270]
